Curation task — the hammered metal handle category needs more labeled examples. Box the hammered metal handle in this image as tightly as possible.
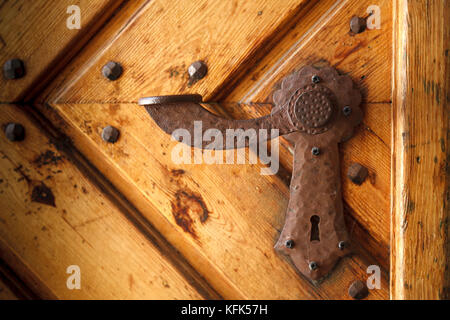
[142,100,296,149]
[139,65,362,281]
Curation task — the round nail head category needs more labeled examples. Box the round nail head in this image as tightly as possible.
[343,106,352,116]
[338,241,346,250]
[311,147,320,156]
[347,162,369,185]
[4,123,25,141]
[102,125,120,143]
[188,61,208,81]
[285,239,294,249]
[348,280,369,299]
[350,16,366,34]
[309,261,318,271]
[3,59,25,80]
[311,75,321,84]
[102,61,123,81]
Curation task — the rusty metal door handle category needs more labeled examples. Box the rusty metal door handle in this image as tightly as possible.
[139,65,362,281]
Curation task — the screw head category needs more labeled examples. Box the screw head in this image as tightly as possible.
[285,239,295,249]
[4,123,25,141]
[338,241,347,250]
[188,61,208,81]
[350,16,366,34]
[3,59,25,80]
[343,106,352,116]
[101,125,120,143]
[348,280,369,299]
[347,162,369,185]
[102,61,123,81]
[311,147,320,156]
[311,75,321,83]
[309,261,318,271]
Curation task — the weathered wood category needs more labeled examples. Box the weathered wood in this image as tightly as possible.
[391,0,449,300]
[0,105,204,299]
[39,0,310,103]
[0,0,127,102]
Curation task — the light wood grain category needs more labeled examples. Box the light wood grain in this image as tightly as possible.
[391,0,449,300]
[0,104,203,300]
[39,0,310,103]
[0,0,127,102]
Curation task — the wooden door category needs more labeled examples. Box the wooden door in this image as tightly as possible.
[0,0,447,300]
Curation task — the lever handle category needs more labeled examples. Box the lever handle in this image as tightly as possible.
[141,99,295,149]
[139,65,363,281]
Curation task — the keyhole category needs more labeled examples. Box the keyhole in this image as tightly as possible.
[310,215,320,242]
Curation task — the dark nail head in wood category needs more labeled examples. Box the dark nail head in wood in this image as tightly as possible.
[348,280,369,299]
[347,162,368,185]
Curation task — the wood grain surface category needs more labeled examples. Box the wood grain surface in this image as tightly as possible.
[391,0,449,300]
[32,0,390,299]
[38,102,388,299]
[39,0,310,103]
[0,0,126,102]
[0,104,205,299]
[0,0,445,300]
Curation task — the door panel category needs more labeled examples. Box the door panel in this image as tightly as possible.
[224,0,392,269]
[38,101,388,299]
[40,0,310,103]
[35,0,390,298]
[4,0,392,300]
[0,0,446,300]
[0,105,205,299]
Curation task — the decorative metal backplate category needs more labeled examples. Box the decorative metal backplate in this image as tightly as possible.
[139,65,362,281]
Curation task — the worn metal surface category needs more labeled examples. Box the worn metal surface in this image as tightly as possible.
[350,16,366,34]
[102,61,123,81]
[348,280,369,299]
[3,59,25,80]
[101,125,120,143]
[4,123,25,142]
[347,162,369,185]
[138,94,203,106]
[188,61,208,82]
[141,99,295,149]
[140,65,362,281]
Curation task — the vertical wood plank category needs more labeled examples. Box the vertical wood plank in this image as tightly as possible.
[392,0,449,299]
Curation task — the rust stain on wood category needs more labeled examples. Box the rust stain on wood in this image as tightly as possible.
[33,150,64,168]
[171,190,210,239]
